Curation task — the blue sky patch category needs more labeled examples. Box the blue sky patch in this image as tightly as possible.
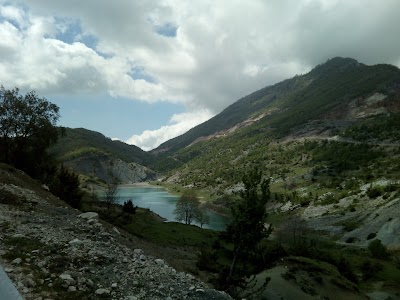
[55,18,98,50]
[129,66,157,83]
[154,23,177,37]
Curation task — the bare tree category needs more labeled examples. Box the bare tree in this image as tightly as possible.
[195,209,210,228]
[174,191,201,225]
[105,181,119,211]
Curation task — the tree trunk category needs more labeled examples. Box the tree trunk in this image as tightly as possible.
[226,247,240,285]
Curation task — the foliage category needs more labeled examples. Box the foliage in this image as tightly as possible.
[218,168,272,295]
[173,191,209,227]
[0,86,60,178]
[366,186,383,198]
[195,209,210,228]
[155,57,400,157]
[368,239,389,260]
[49,165,83,208]
[122,199,137,214]
[49,127,153,166]
[125,209,218,247]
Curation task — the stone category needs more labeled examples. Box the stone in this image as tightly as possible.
[111,282,118,289]
[95,288,110,295]
[12,258,22,265]
[134,248,142,254]
[68,286,77,292]
[78,212,99,220]
[155,258,164,266]
[59,274,76,286]
[139,254,146,261]
[37,260,46,268]
[69,238,83,246]
[5,268,14,273]
[25,277,36,287]
[113,227,120,234]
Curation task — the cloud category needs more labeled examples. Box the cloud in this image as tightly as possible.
[1,0,400,147]
[126,110,213,151]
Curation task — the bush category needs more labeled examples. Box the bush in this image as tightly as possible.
[122,199,137,215]
[368,239,389,259]
[49,165,83,209]
[361,259,383,280]
[367,187,382,198]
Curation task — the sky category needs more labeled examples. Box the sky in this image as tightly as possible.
[1,1,400,151]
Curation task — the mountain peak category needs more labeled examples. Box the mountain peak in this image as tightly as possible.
[310,57,360,76]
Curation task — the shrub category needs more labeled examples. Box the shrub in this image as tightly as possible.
[368,239,389,259]
[49,165,83,208]
[122,199,137,215]
[367,187,382,198]
[361,259,383,280]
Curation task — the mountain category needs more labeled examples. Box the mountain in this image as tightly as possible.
[153,57,400,155]
[154,58,400,195]
[49,128,157,183]
[154,57,400,257]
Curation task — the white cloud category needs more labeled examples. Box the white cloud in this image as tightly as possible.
[1,0,400,147]
[126,110,213,151]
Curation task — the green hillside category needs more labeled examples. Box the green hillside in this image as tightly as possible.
[154,57,400,156]
[49,127,153,166]
[155,58,400,200]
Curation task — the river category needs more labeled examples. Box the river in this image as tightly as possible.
[115,184,230,231]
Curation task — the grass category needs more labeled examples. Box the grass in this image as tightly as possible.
[2,236,45,260]
[125,209,218,247]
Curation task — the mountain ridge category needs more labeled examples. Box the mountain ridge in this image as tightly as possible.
[153,57,400,155]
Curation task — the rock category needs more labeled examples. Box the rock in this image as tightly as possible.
[111,282,118,289]
[37,260,46,268]
[155,259,164,266]
[189,285,196,291]
[5,268,14,273]
[12,258,22,265]
[139,254,146,261]
[59,274,76,286]
[134,248,142,255]
[95,288,110,295]
[25,277,36,287]
[112,227,120,234]
[68,286,77,292]
[78,212,99,220]
[69,238,83,246]
[12,233,24,238]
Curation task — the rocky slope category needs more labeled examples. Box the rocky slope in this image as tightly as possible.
[65,154,157,184]
[0,165,230,300]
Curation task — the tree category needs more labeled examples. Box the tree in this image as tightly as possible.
[0,87,60,177]
[174,191,201,225]
[105,181,119,211]
[122,199,137,215]
[196,209,210,228]
[49,165,83,209]
[368,239,389,259]
[219,168,272,295]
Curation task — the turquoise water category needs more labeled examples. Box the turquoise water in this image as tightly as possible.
[116,185,229,231]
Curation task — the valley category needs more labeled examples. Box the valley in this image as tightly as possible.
[2,57,400,299]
